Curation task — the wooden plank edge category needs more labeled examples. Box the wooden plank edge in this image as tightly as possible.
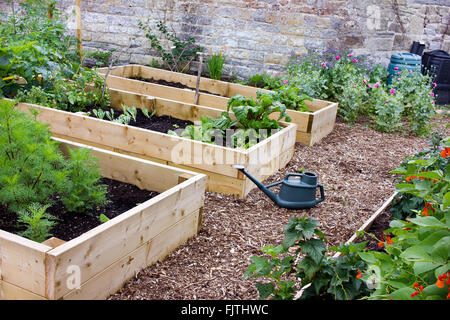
[61,208,201,300]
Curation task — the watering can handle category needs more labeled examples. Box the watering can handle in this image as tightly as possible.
[316,184,325,204]
[285,173,303,180]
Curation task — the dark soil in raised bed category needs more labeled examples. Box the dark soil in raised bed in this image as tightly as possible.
[354,205,393,252]
[129,76,222,96]
[86,106,195,134]
[0,178,159,242]
[86,106,266,148]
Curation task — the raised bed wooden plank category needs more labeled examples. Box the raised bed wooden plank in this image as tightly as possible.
[97,65,338,146]
[0,138,206,300]
[0,230,52,297]
[62,208,201,300]
[0,280,47,300]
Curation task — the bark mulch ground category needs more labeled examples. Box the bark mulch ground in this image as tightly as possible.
[108,115,449,300]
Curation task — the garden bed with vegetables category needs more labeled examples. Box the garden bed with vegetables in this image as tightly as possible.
[16,86,297,198]
[98,65,338,146]
[0,101,206,300]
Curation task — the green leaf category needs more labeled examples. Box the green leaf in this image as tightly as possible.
[400,245,432,261]
[443,191,450,209]
[413,261,440,275]
[387,287,416,300]
[430,236,450,264]
[255,282,275,299]
[300,239,326,264]
[297,256,321,279]
[410,216,447,229]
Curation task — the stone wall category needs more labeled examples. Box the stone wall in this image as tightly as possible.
[2,0,450,79]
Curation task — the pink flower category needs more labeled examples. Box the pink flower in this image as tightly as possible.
[367,84,371,88]
[432,101,435,104]
[433,82,437,87]
[348,53,353,57]
[397,72,401,75]
[352,59,357,63]
[397,78,401,81]
[283,80,288,84]
[374,82,379,88]
[336,56,340,60]
[363,79,367,84]
[385,100,389,104]
[431,92,435,97]
[394,67,399,70]
[322,62,326,67]
[390,88,395,95]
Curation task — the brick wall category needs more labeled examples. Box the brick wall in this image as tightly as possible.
[2,0,450,79]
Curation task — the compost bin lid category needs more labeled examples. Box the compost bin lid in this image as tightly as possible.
[390,53,422,65]
[423,50,450,59]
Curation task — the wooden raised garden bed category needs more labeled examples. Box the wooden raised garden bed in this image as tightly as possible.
[97,64,338,146]
[16,88,297,198]
[0,137,206,300]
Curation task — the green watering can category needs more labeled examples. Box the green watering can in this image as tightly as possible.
[234,165,325,209]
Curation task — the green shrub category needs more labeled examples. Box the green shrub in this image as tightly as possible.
[243,217,372,300]
[0,99,107,215]
[138,20,202,73]
[17,203,57,242]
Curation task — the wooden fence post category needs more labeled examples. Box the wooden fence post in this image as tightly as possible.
[76,0,82,60]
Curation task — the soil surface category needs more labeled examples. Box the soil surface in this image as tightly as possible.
[0,178,159,242]
[130,76,222,96]
[355,205,393,252]
[87,107,194,134]
[108,114,449,300]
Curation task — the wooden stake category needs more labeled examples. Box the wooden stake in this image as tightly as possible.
[76,0,82,60]
[194,52,206,105]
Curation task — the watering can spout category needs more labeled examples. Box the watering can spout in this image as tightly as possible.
[233,165,279,203]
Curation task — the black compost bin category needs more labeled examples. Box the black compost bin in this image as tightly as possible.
[422,50,450,105]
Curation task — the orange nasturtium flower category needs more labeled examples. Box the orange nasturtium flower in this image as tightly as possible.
[421,203,435,216]
[440,147,450,158]
[436,279,445,288]
[356,270,362,279]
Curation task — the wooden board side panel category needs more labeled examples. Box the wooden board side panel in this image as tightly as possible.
[47,176,205,299]
[62,209,201,300]
[55,137,199,193]
[0,280,47,300]
[309,103,338,146]
[18,103,242,179]
[137,65,230,96]
[0,230,52,297]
